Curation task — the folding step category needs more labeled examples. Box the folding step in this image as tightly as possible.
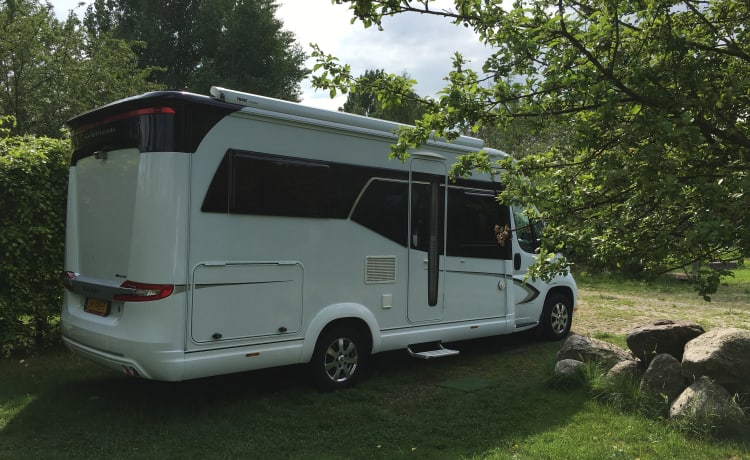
[407,343,460,359]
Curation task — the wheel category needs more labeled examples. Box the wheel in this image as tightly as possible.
[540,293,573,340]
[310,326,369,390]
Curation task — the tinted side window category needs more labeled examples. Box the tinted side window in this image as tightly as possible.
[351,179,409,246]
[448,189,511,260]
[409,180,445,254]
[202,150,385,217]
[231,153,332,218]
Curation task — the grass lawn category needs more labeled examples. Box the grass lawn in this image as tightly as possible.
[1,267,749,459]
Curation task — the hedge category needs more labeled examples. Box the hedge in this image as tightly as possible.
[0,134,70,357]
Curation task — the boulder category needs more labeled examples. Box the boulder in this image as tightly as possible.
[626,319,704,365]
[682,328,750,393]
[554,358,585,378]
[639,353,686,403]
[606,359,641,384]
[556,334,633,368]
[670,376,744,427]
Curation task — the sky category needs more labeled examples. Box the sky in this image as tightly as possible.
[48,0,493,111]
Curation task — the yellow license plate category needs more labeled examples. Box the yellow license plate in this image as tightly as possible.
[84,297,110,316]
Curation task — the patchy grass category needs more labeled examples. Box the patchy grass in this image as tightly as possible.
[573,264,750,336]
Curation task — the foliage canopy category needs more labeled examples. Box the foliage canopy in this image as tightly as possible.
[83,0,309,99]
[0,0,158,137]
[315,0,750,296]
[341,69,426,123]
[0,0,309,137]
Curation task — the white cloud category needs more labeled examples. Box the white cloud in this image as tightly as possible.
[49,0,494,111]
[279,0,492,110]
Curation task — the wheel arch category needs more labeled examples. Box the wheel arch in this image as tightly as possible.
[539,286,576,340]
[544,286,575,310]
[302,303,379,363]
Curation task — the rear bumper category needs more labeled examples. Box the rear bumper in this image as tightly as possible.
[61,334,185,381]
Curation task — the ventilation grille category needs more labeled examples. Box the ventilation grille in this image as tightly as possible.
[365,256,397,284]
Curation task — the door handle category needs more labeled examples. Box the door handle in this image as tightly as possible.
[514,253,521,271]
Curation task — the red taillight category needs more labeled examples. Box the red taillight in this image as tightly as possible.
[62,271,77,291]
[114,280,174,302]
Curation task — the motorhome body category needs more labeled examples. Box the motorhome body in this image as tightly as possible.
[61,86,577,389]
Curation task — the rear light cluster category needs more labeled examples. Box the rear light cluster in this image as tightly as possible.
[62,271,173,302]
[114,280,174,302]
[62,271,76,291]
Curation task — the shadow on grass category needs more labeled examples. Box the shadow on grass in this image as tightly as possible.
[1,333,588,459]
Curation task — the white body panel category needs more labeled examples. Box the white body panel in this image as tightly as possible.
[61,87,577,382]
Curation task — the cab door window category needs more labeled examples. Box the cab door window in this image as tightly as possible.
[513,207,544,253]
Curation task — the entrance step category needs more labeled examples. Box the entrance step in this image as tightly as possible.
[407,342,460,359]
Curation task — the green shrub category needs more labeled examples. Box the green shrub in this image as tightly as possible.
[0,133,70,357]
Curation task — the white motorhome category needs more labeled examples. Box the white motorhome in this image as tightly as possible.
[61,86,577,389]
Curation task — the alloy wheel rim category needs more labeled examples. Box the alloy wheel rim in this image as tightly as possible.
[550,302,569,334]
[324,337,358,382]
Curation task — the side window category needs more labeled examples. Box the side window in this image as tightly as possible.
[447,188,511,260]
[201,150,379,218]
[231,152,333,217]
[513,207,543,253]
[351,179,409,246]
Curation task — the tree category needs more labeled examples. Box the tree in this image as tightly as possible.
[0,0,157,137]
[341,69,426,124]
[475,86,574,159]
[84,0,204,90]
[313,0,750,297]
[84,0,309,100]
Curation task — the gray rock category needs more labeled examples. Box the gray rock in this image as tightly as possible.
[639,353,686,403]
[556,334,632,368]
[626,319,704,365]
[606,359,641,383]
[554,359,585,378]
[682,328,750,393]
[670,376,744,426]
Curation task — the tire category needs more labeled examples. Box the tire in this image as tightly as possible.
[540,293,573,341]
[310,326,369,390]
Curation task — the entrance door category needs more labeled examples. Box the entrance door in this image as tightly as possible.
[407,156,447,322]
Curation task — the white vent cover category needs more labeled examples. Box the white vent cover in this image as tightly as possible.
[365,256,397,284]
